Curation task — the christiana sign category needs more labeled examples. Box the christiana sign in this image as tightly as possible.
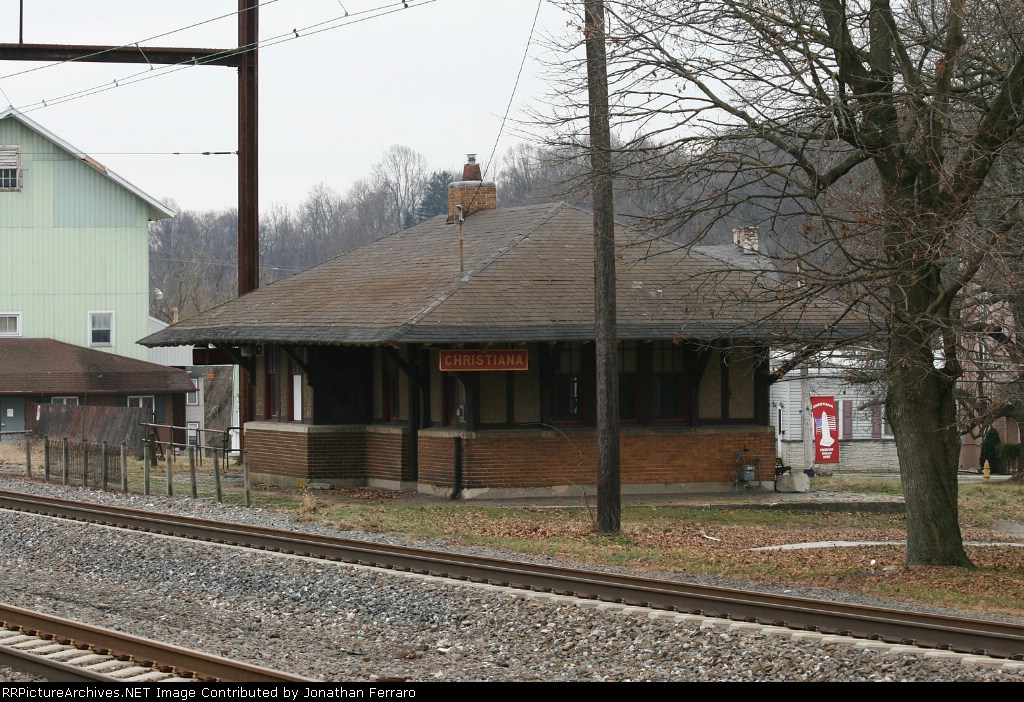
[810,395,840,464]
[439,349,529,372]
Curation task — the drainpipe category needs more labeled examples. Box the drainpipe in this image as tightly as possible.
[451,436,463,500]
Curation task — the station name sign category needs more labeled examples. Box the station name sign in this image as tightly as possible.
[439,349,529,372]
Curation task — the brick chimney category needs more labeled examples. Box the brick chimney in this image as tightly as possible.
[732,226,759,254]
[447,154,497,223]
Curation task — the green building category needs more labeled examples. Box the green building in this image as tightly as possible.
[0,107,173,360]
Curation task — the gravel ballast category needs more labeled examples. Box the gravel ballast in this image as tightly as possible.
[0,473,1022,682]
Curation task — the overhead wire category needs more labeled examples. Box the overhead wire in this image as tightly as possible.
[483,0,543,181]
[13,151,237,156]
[10,0,438,114]
[4,0,542,197]
[0,0,281,83]
[151,254,306,274]
[463,0,543,214]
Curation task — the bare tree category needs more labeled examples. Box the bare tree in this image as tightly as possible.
[260,202,300,285]
[150,206,238,321]
[543,0,1024,566]
[371,145,429,229]
[343,178,400,247]
[295,184,351,262]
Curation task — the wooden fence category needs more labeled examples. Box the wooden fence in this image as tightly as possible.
[31,434,252,508]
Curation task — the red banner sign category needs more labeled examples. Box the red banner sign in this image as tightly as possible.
[810,395,840,464]
[439,349,529,372]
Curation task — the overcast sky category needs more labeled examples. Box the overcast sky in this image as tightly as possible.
[0,0,573,213]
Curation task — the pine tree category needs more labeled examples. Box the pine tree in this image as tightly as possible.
[980,428,1002,474]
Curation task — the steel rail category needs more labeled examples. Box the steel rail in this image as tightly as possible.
[0,640,116,682]
[2,490,1022,660]
[0,602,315,682]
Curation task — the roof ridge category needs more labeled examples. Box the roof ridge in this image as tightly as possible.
[0,108,174,220]
[392,202,566,341]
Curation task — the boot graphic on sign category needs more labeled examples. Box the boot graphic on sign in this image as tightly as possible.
[818,410,835,447]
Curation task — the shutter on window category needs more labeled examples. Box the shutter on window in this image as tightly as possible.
[0,146,18,169]
[871,406,882,438]
[842,400,853,438]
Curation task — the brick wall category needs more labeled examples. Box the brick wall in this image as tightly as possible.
[365,427,413,483]
[462,430,596,489]
[247,422,777,494]
[418,432,459,490]
[246,426,309,479]
[245,423,366,484]
[419,425,776,493]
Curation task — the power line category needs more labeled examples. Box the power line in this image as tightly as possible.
[462,0,542,216]
[11,0,438,114]
[151,254,306,274]
[0,0,282,83]
[16,151,237,156]
[482,0,543,181]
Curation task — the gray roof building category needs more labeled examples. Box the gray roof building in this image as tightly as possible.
[141,202,852,350]
[139,160,855,498]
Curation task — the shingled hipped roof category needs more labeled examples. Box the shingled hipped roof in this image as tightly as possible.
[0,339,196,395]
[141,202,864,348]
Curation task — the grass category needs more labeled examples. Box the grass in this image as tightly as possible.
[2,440,1023,619]
[252,476,1024,619]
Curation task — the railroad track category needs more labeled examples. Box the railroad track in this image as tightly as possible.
[0,602,316,682]
[1,489,1022,661]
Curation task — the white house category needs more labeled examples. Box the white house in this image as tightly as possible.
[770,353,899,473]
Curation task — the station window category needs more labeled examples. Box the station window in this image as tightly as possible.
[382,354,401,422]
[265,346,280,419]
[551,343,584,423]
[651,341,688,421]
[619,341,638,422]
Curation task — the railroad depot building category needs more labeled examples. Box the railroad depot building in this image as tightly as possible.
[142,161,843,498]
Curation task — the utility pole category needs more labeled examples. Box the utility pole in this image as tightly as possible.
[236,0,259,435]
[237,0,258,297]
[0,3,259,299]
[585,0,620,534]
[0,1,260,433]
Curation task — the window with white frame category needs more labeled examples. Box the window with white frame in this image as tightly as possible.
[186,389,199,405]
[0,146,20,190]
[186,421,200,446]
[51,397,79,405]
[89,311,114,346]
[0,313,20,336]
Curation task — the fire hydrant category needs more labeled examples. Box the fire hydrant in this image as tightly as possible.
[983,460,991,481]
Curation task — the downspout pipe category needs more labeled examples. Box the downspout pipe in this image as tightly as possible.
[451,436,463,500]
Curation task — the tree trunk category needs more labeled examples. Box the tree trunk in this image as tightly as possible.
[887,310,974,568]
